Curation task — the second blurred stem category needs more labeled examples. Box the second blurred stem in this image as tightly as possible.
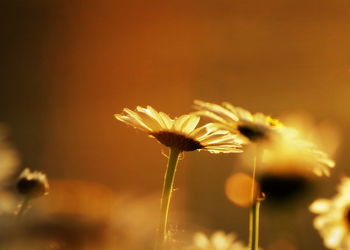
[249,145,263,250]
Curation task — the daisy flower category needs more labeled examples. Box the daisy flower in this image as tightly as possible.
[263,127,335,177]
[193,100,336,250]
[193,100,285,144]
[193,100,284,250]
[187,231,252,250]
[194,100,335,176]
[115,105,242,153]
[255,140,335,209]
[310,177,350,250]
[115,106,242,248]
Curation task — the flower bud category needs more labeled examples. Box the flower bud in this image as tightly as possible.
[17,168,49,198]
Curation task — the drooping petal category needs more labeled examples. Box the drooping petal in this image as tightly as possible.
[310,199,331,213]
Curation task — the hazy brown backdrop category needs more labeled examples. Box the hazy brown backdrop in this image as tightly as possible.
[1,0,350,249]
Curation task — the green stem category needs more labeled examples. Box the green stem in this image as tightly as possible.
[17,196,31,218]
[249,146,262,250]
[155,147,181,250]
[249,200,261,250]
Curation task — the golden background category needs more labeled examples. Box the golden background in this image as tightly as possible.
[1,0,350,249]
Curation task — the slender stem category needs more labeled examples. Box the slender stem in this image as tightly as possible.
[250,149,258,202]
[249,200,261,250]
[155,147,181,250]
[16,196,31,218]
[249,145,262,250]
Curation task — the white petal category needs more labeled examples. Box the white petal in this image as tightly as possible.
[172,115,191,132]
[211,231,232,248]
[181,115,200,134]
[310,199,331,213]
[193,232,209,248]
[159,112,173,129]
[324,225,345,248]
[189,125,211,139]
[114,114,151,132]
[199,132,234,145]
[254,113,270,125]
[146,106,168,128]
[136,106,164,131]
[234,106,254,121]
[116,109,153,132]
[194,100,238,123]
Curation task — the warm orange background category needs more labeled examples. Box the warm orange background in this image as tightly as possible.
[1,1,350,249]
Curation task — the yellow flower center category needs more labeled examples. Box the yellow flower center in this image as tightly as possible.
[266,117,283,127]
[150,131,203,151]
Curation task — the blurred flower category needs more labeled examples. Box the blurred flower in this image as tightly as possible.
[218,109,337,178]
[255,115,337,205]
[187,231,250,250]
[4,214,110,250]
[262,122,335,177]
[115,105,242,153]
[193,101,336,176]
[310,177,350,250]
[17,168,49,199]
[193,100,285,144]
[2,180,157,250]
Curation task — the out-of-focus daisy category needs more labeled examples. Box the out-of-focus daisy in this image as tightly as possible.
[254,116,337,205]
[194,101,336,249]
[193,100,285,144]
[310,177,350,250]
[262,124,335,177]
[115,106,242,248]
[193,100,286,250]
[196,101,335,177]
[282,113,341,158]
[187,231,250,250]
[115,105,242,153]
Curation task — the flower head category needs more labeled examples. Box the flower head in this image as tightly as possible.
[262,127,335,177]
[115,106,242,153]
[194,100,335,177]
[187,231,250,250]
[17,168,49,198]
[310,177,350,250]
[193,100,284,144]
